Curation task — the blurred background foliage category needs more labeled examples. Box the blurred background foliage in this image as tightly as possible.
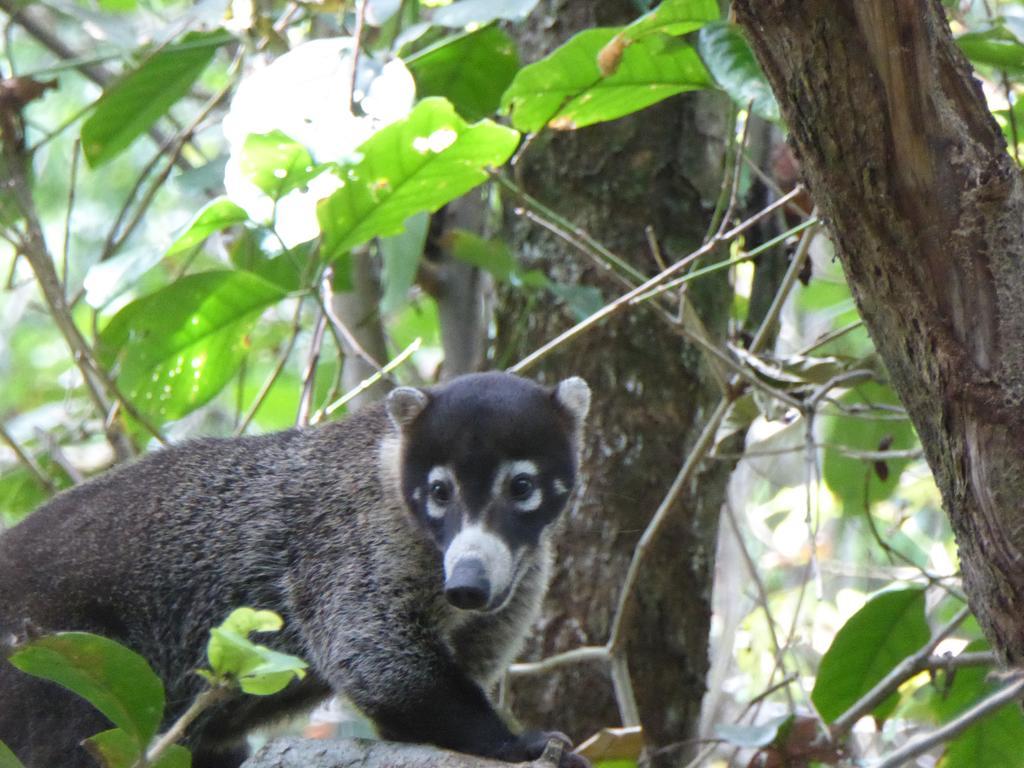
[2,0,1024,765]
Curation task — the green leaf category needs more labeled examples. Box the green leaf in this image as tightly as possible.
[501,28,711,133]
[0,741,26,768]
[204,608,307,697]
[81,30,229,167]
[317,97,519,259]
[697,21,780,123]
[957,25,1024,74]
[621,0,720,40]
[166,197,249,257]
[548,283,604,321]
[450,230,519,281]
[97,0,137,10]
[432,0,540,27]
[380,213,429,315]
[822,380,918,515]
[811,587,929,724]
[408,26,520,121]
[84,728,141,768]
[240,131,319,201]
[86,730,190,768]
[9,633,165,746]
[935,641,1024,768]
[98,271,288,422]
[0,466,51,527]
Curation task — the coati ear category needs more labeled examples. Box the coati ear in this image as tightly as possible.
[553,377,590,428]
[386,386,429,429]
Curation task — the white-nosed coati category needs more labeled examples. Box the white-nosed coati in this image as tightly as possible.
[0,372,591,768]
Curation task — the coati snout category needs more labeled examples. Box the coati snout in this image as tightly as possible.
[0,371,591,768]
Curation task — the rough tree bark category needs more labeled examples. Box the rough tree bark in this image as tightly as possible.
[496,1,743,763]
[734,0,1024,663]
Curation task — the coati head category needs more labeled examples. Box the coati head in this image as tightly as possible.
[386,372,590,613]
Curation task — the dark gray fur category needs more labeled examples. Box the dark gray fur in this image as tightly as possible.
[0,372,588,768]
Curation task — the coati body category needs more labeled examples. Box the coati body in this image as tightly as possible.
[0,372,590,768]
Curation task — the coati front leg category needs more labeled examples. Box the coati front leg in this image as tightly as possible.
[287,573,588,768]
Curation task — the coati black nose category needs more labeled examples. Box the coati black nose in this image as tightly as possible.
[445,558,490,610]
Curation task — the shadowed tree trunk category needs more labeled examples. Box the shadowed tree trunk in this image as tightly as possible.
[734,0,1024,664]
[495,2,744,762]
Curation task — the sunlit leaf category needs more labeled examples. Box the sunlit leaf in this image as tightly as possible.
[621,0,719,40]
[812,587,929,724]
[166,197,249,257]
[203,608,307,696]
[98,271,288,422]
[81,30,230,166]
[317,97,519,259]
[240,131,319,201]
[715,715,791,748]
[9,633,165,746]
[408,26,519,121]
[697,21,780,122]
[501,28,711,132]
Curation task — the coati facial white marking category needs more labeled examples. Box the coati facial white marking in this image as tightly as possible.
[426,466,454,520]
[498,459,543,513]
[552,478,569,497]
[444,522,513,610]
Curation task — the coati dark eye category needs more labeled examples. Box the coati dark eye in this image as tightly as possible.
[429,480,452,503]
[509,475,535,500]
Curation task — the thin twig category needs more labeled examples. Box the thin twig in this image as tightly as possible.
[319,267,387,375]
[60,139,81,294]
[140,685,233,767]
[235,300,306,436]
[296,310,328,427]
[749,220,818,351]
[317,336,422,422]
[507,646,609,676]
[509,188,806,373]
[0,424,55,492]
[870,671,1024,768]
[345,0,369,115]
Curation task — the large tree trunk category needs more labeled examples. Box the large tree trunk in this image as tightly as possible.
[734,0,1024,663]
[496,1,742,762]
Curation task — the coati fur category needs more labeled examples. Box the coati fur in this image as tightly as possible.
[0,372,590,768]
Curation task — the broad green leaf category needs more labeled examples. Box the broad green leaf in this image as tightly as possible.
[432,0,540,27]
[240,131,319,201]
[317,97,519,259]
[621,0,720,40]
[408,26,519,121]
[822,380,918,515]
[450,230,519,281]
[81,30,229,167]
[501,28,711,133]
[86,730,190,768]
[204,609,307,696]
[166,197,249,257]
[697,21,780,123]
[935,641,1024,768]
[812,587,929,723]
[0,741,26,768]
[957,25,1024,74]
[9,633,164,746]
[380,213,429,315]
[85,728,141,768]
[98,271,288,422]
